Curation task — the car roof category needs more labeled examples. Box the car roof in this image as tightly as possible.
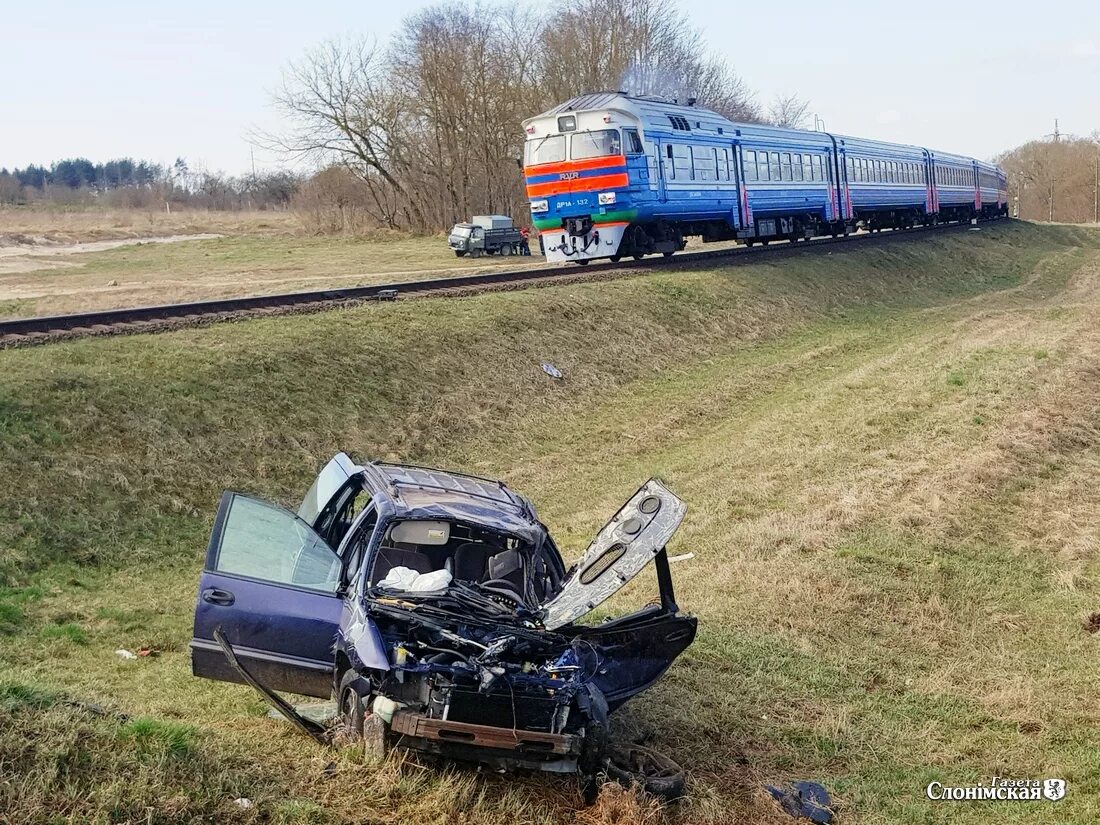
[362,462,545,543]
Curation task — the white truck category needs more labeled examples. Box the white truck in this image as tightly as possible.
[447,215,522,257]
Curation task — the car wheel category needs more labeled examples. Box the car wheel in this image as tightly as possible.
[338,670,366,741]
[606,744,686,800]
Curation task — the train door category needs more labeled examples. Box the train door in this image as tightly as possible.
[649,139,668,204]
[972,161,981,212]
[827,136,850,224]
[927,152,939,216]
[732,142,749,231]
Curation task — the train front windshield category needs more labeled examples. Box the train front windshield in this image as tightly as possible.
[524,129,625,166]
[570,129,621,159]
[524,134,567,166]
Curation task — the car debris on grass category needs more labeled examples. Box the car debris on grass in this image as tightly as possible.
[190,455,697,800]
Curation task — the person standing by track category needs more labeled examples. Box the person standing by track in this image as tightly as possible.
[519,225,531,256]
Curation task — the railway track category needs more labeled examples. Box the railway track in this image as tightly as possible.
[0,221,983,349]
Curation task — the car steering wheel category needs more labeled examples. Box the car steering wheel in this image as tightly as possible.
[479,579,527,607]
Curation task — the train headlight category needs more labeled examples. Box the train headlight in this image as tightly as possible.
[530,199,549,213]
[598,192,617,205]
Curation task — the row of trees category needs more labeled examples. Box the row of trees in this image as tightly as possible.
[996,134,1100,224]
[6,158,165,191]
[271,0,799,233]
[0,157,300,211]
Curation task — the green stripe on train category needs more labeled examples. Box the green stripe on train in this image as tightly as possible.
[532,209,638,231]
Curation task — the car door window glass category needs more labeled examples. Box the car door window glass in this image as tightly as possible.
[343,506,380,588]
[215,496,340,592]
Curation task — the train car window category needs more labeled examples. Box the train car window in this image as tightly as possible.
[781,153,792,181]
[571,129,622,159]
[793,155,803,182]
[524,135,567,166]
[744,150,758,182]
[623,128,644,155]
[889,162,897,184]
[719,148,730,181]
[692,147,717,181]
[759,152,771,182]
[673,144,693,179]
[769,152,781,181]
[846,157,854,180]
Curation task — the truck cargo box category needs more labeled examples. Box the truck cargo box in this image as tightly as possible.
[471,215,513,230]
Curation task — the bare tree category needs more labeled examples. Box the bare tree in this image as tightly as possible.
[998,135,1100,223]
[263,38,424,229]
[537,0,757,119]
[767,94,811,129]
[269,0,772,234]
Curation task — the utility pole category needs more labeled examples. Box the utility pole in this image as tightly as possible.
[1094,156,1098,225]
[1046,119,1062,143]
[1049,177,1056,222]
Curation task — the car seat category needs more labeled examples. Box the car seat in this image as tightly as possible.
[452,542,493,582]
[372,546,433,583]
[487,549,526,592]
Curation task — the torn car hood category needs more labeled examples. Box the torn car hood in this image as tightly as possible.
[540,479,687,630]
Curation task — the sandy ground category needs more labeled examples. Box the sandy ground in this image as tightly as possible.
[0,234,223,274]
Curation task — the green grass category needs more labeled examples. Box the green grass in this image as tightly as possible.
[2,221,1100,824]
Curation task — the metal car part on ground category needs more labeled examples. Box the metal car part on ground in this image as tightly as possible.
[191,456,697,795]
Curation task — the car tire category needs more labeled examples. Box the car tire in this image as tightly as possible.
[605,744,686,800]
[337,669,367,741]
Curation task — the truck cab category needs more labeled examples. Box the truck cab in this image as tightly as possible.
[447,215,520,257]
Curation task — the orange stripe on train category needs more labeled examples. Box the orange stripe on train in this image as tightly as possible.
[524,155,627,176]
[525,172,629,198]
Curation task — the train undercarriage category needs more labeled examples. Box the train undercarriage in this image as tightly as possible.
[549,203,1009,264]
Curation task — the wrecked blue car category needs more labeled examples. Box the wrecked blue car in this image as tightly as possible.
[191,455,696,789]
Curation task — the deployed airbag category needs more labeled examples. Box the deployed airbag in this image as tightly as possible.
[379,566,453,592]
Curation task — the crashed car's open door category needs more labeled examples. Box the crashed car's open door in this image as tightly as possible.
[298,452,366,549]
[191,492,343,698]
[540,479,688,630]
[540,479,697,709]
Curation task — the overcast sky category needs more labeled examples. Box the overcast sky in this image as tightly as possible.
[3,0,1097,174]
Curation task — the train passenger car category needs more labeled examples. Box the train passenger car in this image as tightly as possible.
[931,151,979,222]
[837,136,931,230]
[735,124,837,244]
[522,92,1007,264]
[977,161,1010,219]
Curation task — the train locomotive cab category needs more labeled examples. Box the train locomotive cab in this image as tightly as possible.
[522,98,643,264]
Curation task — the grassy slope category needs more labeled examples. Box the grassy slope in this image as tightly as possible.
[2,222,1100,824]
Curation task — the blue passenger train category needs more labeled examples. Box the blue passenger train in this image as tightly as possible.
[522,93,1009,264]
